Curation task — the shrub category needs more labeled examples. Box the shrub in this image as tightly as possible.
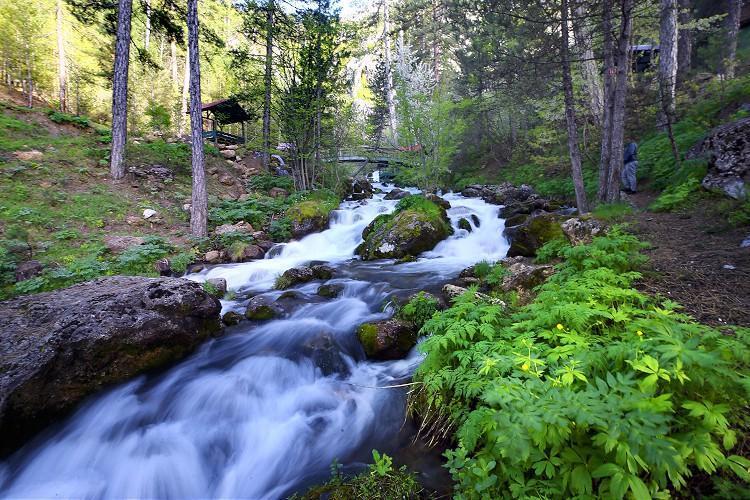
[47,110,90,128]
[649,178,702,212]
[415,230,750,498]
[398,291,440,328]
[247,172,294,192]
[114,236,174,275]
[144,101,171,132]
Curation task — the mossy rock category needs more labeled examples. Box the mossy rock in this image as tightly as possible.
[317,284,343,298]
[285,190,340,239]
[356,319,417,360]
[505,212,566,258]
[222,310,243,325]
[357,195,453,260]
[458,217,472,232]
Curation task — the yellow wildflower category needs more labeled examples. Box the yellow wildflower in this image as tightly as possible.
[521,362,530,372]
[556,324,564,331]
[637,330,643,337]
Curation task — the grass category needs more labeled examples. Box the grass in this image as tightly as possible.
[591,202,634,221]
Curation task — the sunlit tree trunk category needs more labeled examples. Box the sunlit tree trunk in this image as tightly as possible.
[56,0,67,112]
[562,0,589,214]
[383,0,398,145]
[179,48,190,136]
[598,0,615,201]
[572,0,603,125]
[170,40,178,84]
[188,0,207,237]
[677,0,692,86]
[723,0,741,79]
[658,0,678,128]
[110,0,133,180]
[144,0,151,51]
[262,0,274,171]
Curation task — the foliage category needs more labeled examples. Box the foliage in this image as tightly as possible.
[247,172,295,192]
[649,178,702,212]
[415,230,750,498]
[398,291,439,327]
[591,203,634,222]
[296,451,421,500]
[47,110,91,128]
[144,101,171,133]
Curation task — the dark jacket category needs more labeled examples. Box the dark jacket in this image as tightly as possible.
[624,142,638,164]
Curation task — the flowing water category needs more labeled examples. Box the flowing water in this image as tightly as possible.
[0,185,508,499]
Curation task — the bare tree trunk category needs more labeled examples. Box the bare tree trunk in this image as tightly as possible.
[562,0,589,214]
[179,48,190,136]
[723,0,741,79]
[572,0,604,125]
[677,0,692,86]
[110,0,133,180]
[431,0,440,84]
[383,0,398,145]
[144,0,151,51]
[658,0,678,130]
[170,40,178,84]
[314,84,322,182]
[25,46,33,109]
[188,0,207,238]
[605,0,635,203]
[56,0,67,112]
[262,0,274,172]
[598,0,616,202]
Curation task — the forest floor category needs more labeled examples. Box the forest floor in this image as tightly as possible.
[624,190,750,328]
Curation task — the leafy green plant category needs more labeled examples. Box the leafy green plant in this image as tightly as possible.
[592,202,633,222]
[398,291,439,328]
[650,178,702,212]
[414,230,750,499]
[47,110,91,128]
[114,236,174,275]
[144,101,171,132]
[247,172,294,192]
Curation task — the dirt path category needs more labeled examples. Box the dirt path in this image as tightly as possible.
[624,191,750,327]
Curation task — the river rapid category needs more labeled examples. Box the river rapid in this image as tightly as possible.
[0,184,508,499]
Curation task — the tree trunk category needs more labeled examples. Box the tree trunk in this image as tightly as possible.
[25,46,33,109]
[56,0,67,112]
[723,0,741,79]
[572,0,604,125]
[188,0,207,238]
[677,0,692,86]
[562,0,589,214]
[170,40,178,84]
[598,0,616,202]
[110,0,133,180]
[658,0,678,130]
[383,0,398,145]
[605,0,635,203]
[262,0,274,171]
[144,0,151,51]
[179,49,190,136]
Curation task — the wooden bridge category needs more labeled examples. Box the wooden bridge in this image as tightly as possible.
[323,146,416,180]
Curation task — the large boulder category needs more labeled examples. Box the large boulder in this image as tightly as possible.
[505,212,566,258]
[692,117,750,200]
[499,257,556,304]
[384,188,410,200]
[0,276,222,455]
[561,217,604,246]
[425,193,451,210]
[214,221,254,236]
[461,183,539,206]
[346,177,374,201]
[357,197,453,260]
[245,295,283,320]
[274,264,333,290]
[356,319,417,360]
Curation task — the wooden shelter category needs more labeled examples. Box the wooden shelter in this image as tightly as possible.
[200,98,251,145]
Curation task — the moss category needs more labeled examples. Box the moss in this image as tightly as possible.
[245,304,277,321]
[356,323,380,356]
[274,275,293,290]
[458,217,472,231]
[285,189,340,223]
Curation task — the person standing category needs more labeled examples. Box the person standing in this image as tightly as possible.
[621,140,639,193]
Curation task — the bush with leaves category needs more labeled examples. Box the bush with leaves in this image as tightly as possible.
[415,230,750,498]
[398,291,440,328]
[247,172,294,192]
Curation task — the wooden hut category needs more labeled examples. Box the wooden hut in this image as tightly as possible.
[200,98,251,145]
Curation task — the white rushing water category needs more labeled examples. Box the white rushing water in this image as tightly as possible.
[0,184,508,499]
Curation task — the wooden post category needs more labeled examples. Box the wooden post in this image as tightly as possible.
[212,112,217,147]
[241,121,246,144]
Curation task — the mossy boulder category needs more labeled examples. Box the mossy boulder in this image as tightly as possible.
[357,195,453,260]
[317,283,344,298]
[285,190,340,239]
[505,212,566,258]
[458,217,472,232]
[245,296,282,320]
[274,264,334,289]
[356,319,417,360]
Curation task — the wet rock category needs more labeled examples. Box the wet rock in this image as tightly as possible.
[290,215,328,239]
[204,250,223,264]
[500,257,555,305]
[357,319,417,360]
[425,193,451,209]
[0,276,222,455]
[228,243,265,263]
[302,333,348,376]
[458,218,472,232]
[317,284,344,298]
[214,221,254,236]
[561,217,604,246]
[205,278,227,297]
[14,260,44,282]
[245,295,282,320]
[357,199,453,260]
[384,188,410,200]
[471,214,481,227]
[268,187,289,198]
[222,311,243,326]
[742,236,750,248]
[462,183,539,206]
[154,258,172,277]
[256,240,276,252]
[311,264,335,280]
[504,213,530,227]
[275,266,315,289]
[690,117,750,200]
[505,212,566,258]
[346,177,374,201]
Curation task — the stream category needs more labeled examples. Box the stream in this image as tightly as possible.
[0,184,508,499]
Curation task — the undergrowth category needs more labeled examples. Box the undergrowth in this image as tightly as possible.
[414,229,750,499]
